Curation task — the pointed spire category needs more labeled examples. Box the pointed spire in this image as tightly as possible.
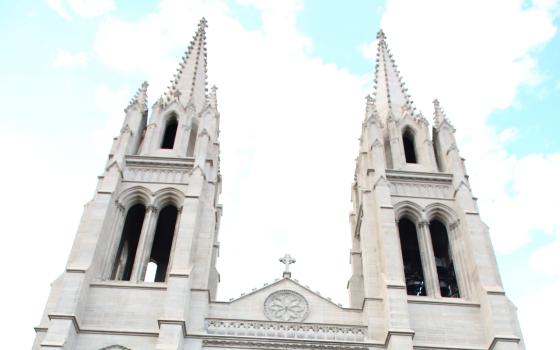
[209,85,218,109]
[125,81,148,113]
[365,94,375,118]
[162,18,208,111]
[372,29,414,121]
[433,99,454,131]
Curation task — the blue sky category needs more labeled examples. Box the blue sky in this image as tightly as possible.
[1,1,559,349]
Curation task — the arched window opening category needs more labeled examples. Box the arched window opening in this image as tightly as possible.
[398,218,426,296]
[402,129,417,163]
[429,220,460,298]
[384,138,393,169]
[112,204,146,281]
[144,261,158,283]
[186,124,198,157]
[148,205,178,282]
[161,117,178,149]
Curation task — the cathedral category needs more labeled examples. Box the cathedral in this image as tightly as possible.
[33,19,526,350]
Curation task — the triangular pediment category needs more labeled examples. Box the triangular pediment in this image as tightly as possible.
[209,277,364,327]
[227,277,342,308]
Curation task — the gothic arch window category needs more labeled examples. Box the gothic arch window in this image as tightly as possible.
[402,128,417,163]
[161,115,178,149]
[112,204,146,281]
[398,218,426,296]
[146,205,178,282]
[429,219,460,297]
[186,121,198,157]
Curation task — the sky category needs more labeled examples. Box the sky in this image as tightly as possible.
[0,0,559,349]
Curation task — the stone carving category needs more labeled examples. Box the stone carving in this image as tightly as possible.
[389,181,452,199]
[264,290,309,322]
[205,319,366,342]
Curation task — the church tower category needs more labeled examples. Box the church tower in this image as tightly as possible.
[347,30,525,349]
[33,22,525,350]
[33,18,223,350]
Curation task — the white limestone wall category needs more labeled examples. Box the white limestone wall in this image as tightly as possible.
[81,284,166,332]
[408,300,485,348]
[74,334,157,350]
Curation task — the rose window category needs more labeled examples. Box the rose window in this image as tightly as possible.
[263,290,309,322]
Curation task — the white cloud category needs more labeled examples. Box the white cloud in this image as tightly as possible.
[529,235,560,275]
[517,280,560,349]
[24,0,560,348]
[52,50,88,67]
[67,0,115,17]
[45,0,114,19]
[45,0,71,19]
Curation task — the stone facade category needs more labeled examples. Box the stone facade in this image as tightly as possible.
[33,20,525,350]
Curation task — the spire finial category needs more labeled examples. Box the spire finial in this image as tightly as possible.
[209,85,218,109]
[160,18,209,111]
[199,17,208,28]
[279,253,296,278]
[125,81,149,113]
[433,99,454,130]
[372,28,415,122]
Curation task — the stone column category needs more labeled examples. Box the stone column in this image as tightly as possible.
[131,205,159,282]
[448,220,471,299]
[102,202,126,278]
[417,221,440,297]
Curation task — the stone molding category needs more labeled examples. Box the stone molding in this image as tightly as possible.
[202,338,371,350]
[385,169,453,184]
[407,296,480,307]
[47,313,80,333]
[488,336,521,350]
[206,319,366,342]
[90,281,167,290]
[158,319,187,337]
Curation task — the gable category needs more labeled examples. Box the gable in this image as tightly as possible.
[208,278,363,325]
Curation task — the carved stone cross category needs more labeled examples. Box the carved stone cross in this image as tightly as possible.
[279,254,296,278]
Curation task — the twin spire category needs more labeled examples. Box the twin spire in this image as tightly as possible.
[372,30,414,120]
[125,22,449,129]
[161,17,209,111]
[130,18,209,113]
[371,30,452,128]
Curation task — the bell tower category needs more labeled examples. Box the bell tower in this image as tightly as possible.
[347,30,525,350]
[33,18,222,350]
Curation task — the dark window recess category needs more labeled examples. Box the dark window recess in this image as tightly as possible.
[398,218,426,296]
[403,130,417,163]
[161,118,178,149]
[148,205,178,282]
[430,220,460,298]
[112,204,146,281]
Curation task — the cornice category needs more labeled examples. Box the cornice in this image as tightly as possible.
[385,169,453,184]
[201,337,378,350]
[125,155,195,169]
